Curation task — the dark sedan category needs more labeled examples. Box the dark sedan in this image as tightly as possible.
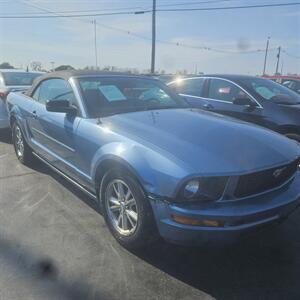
[168,75,300,142]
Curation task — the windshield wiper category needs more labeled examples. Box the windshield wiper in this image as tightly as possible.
[99,106,146,117]
[144,105,182,111]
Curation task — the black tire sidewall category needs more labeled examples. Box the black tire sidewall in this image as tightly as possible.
[100,169,156,248]
[12,122,25,163]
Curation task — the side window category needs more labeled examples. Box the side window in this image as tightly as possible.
[282,80,296,90]
[34,79,77,106]
[208,79,247,103]
[171,78,205,97]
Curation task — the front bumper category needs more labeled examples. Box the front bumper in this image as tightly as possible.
[150,172,300,245]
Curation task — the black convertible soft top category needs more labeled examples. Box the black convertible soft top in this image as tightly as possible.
[25,70,153,96]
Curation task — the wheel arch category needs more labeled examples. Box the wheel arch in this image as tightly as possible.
[94,157,147,204]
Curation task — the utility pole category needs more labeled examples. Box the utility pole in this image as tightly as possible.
[281,60,284,75]
[275,46,281,75]
[93,19,98,69]
[262,36,270,75]
[151,0,156,74]
[50,61,55,72]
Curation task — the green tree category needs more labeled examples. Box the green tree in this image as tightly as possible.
[54,65,75,71]
[0,62,14,69]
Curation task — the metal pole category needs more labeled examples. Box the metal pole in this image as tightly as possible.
[50,61,55,72]
[151,0,156,74]
[94,19,98,69]
[263,36,270,75]
[275,46,281,75]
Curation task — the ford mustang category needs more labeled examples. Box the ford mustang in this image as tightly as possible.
[6,71,300,248]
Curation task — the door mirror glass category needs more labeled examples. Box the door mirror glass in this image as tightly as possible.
[46,99,77,114]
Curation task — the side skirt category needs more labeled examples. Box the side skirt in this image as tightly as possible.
[32,152,97,200]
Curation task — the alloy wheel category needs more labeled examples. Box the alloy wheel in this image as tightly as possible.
[14,125,24,158]
[105,179,138,236]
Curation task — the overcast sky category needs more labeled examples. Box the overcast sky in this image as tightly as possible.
[0,0,299,75]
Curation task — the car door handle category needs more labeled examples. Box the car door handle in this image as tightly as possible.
[32,110,38,119]
[203,103,214,110]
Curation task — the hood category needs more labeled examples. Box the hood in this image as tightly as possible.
[271,94,300,105]
[101,109,300,175]
[279,103,300,110]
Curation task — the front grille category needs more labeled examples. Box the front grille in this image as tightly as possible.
[234,158,299,198]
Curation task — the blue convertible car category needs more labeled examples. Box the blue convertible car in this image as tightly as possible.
[6,71,300,248]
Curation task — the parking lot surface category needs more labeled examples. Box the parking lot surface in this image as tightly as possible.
[1,130,300,300]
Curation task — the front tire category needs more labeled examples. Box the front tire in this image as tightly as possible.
[100,169,157,249]
[12,122,34,165]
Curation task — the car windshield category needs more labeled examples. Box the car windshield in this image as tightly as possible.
[2,72,42,86]
[78,76,189,117]
[240,77,300,104]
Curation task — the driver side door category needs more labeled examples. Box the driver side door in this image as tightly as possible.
[28,78,82,179]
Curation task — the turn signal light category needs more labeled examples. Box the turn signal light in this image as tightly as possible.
[171,214,221,227]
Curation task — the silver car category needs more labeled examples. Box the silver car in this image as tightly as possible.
[0,69,44,129]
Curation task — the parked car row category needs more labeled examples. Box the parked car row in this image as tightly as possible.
[0,69,44,129]
[263,75,300,95]
[167,74,300,142]
[5,70,300,248]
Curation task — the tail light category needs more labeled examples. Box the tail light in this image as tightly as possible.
[0,91,9,102]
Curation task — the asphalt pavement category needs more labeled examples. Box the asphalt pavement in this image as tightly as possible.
[0,129,300,300]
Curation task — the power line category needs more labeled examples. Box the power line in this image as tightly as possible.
[282,49,300,59]
[153,0,241,8]
[1,2,300,18]
[6,0,297,61]
[0,0,237,14]
[0,10,140,18]
[156,2,300,12]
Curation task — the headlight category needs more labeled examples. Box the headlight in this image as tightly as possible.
[184,180,200,199]
[180,177,228,202]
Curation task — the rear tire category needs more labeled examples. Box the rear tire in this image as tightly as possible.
[100,168,158,249]
[12,122,34,166]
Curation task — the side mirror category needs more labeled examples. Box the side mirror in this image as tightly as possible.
[46,99,77,115]
[233,96,255,107]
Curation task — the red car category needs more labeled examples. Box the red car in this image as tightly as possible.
[263,75,300,95]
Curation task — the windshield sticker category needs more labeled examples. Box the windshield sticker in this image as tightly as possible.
[99,85,127,101]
